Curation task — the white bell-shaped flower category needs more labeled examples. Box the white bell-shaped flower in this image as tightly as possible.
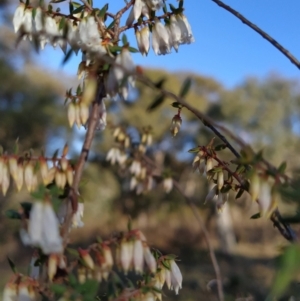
[27,201,63,254]
[145,0,165,11]
[152,19,171,55]
[170,260,183,294]
[13,3,25,33]
[136,26,150,56]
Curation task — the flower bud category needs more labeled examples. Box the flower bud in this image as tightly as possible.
[206,158,213,173]
[258,180,272,217]
[120,240,133,274]
[75,103,81,129]
[205,185,217,204]
[1,163,9,195]
[133,239,144,274]
[79,248,94,270]
[48,254,58,281]
[77,267,87,284]
[217,170,224,190]
[79,102,89,125]
[40,159,49,183]
[44,167,56,185]
[0,157,4,184]
[143,246,157,273]
[55,170,67,189]
[60,158,68,172]
[163,177,173,193]
[66,166,74,186]
[67,102,76,127]
[136,26,150,56]
[15,164,24,191]
[24,162,34,192]
[249,172,260,202]
[170,260,183,294]
[8,157,18,180]
[170,115,182,137]
[103,245,114,269]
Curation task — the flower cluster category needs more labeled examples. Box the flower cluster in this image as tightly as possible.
[129,1,194,55]
[0,155,74,195]
[66,83,107,130]
[127,0,165,25]
[154,258,183,295]
[20,201,63,254]
[192,149,229,211]
[249,172,278,217]
[76,244,114,283]
[3,278,37,301]
[72,229,167,286]
[116,230,157,275]
[106,125,175,195]
[129,159,155,195]
[13,4,110,58]
[106,48,136,100]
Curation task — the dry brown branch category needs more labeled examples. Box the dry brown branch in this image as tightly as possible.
[62,80,106,244]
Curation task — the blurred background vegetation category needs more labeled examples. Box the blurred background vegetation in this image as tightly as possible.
[1,1,300,301]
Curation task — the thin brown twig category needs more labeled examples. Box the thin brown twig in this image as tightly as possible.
[211,0,300,70]
[114,0,135,40]
[137,75,243,158]
[173,181,224,301]
[62,80,106,244]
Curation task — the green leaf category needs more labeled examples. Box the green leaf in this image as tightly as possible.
[50,0,66,3]
[50,284,66,295]
[72,5,84,15]
[169,3,176,12]
[154,78,166,89]
[121,34,128,46]
[179,77,192,98]
[250,212,261,219]
[66,248,79,257]
[68,273,78,287]
[98,3,109,19]
[58,16,66,30]
[5,210,22,219]
[107,19,116,30]
[69,2,73,13]
[188,147,199,153]
[270,245,300,298]
[235,188,244,199]
[171,102,182,109]
[164,254,177,260]
[61,49,74,65]
[147,95,165,112]
[7,257,17,273]
[128,46,139,53]
[179,0,184,8]
[278,161,287,174]
[78,280,99,298]
[214,144,227,151]
[161,259,171,270]
[109,45,122,53]
[20,202,33,213]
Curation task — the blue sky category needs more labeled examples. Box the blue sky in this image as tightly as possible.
[37,0,300,88]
